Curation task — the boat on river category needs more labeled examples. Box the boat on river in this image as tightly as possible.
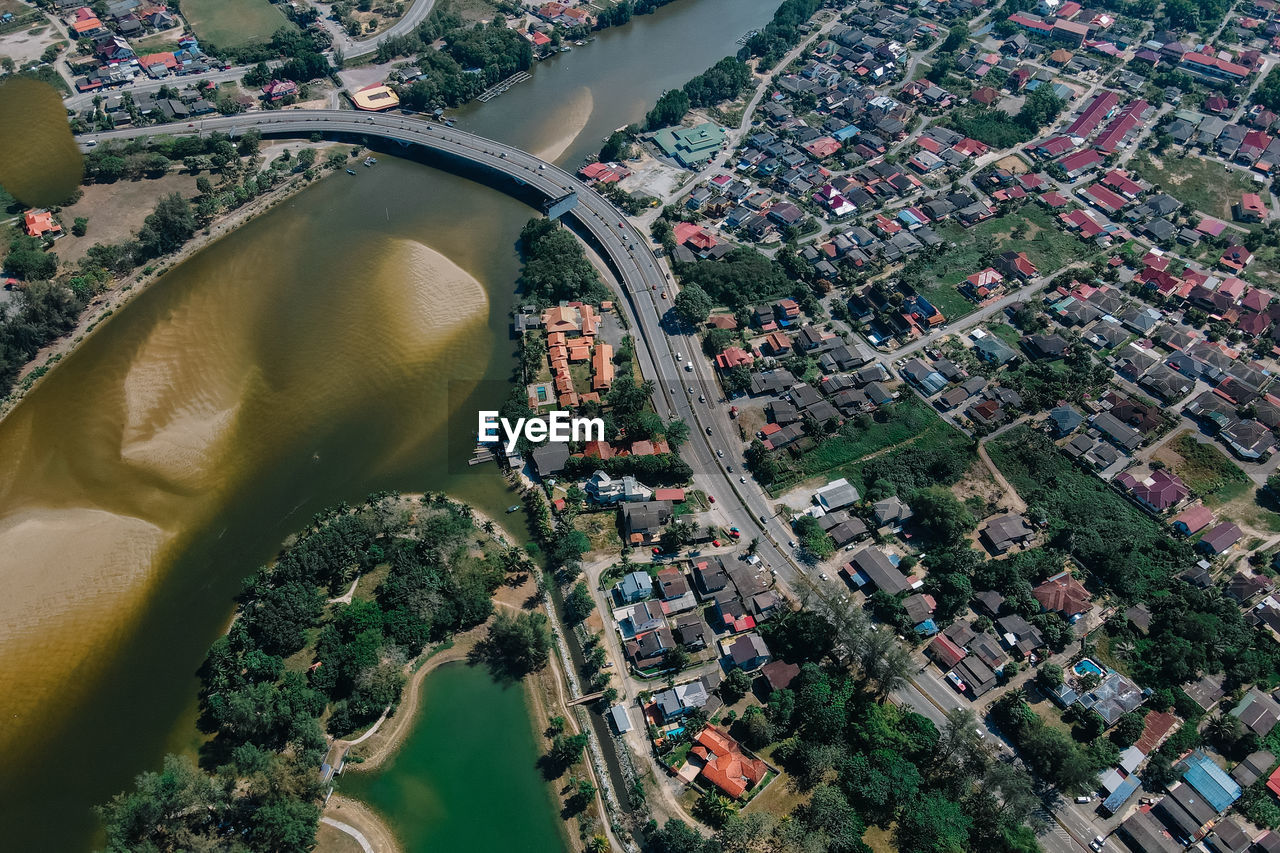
[506,505,520,513]
[345,168,356,175]
[364,157,377,166]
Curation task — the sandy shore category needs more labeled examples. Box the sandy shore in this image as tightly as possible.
[0,158,338,425]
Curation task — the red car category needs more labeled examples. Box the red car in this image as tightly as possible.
[707,495,715,503]
[711,539,721,547]
[652,547,661,555]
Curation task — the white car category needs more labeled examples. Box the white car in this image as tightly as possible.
[739,477,746,484]
[675,352,682,361]
[1075,795,1092,804]
[819,573,829,581]
[716,449,724,458]
[787,540,797,549]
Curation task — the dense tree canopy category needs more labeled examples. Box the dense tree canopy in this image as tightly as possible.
[518,217,609,305]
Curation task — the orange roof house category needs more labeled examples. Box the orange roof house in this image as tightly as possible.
[692,727,767,799]
[73,15,103,34]
[23,210,61,238]
[592,343,614,391]
[716,346,755,370]
[543,305,582,334]
[137,51,178,71]
[568,343,591,361]
[1033,570,1092,618]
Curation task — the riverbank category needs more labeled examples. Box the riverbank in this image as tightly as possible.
[0,147,342,423]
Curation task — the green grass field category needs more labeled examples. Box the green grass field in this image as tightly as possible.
[181,0,291,48]
[910,206,1093,321]
[1169,433,1251,505]
[1130,152,1263,221]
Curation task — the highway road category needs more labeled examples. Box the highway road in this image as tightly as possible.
[316,0,439,60]
[78,110,1104,851]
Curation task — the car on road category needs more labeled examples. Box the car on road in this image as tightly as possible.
[707,495,715,503]
[675,352,682,361]
[725,465,732,472]
[728,527,740,538]
[660,291,667,299]
[1075,796,1092,804]
[946,672,967,693]
[698,395,705,403]
[538,164,547,170]
[711,539,721,547]
[685,362,693,371]
[706,426,713,435]
[787,540,797,549]
[716,449,724,457]
[1090,837,1105,851]
[739,477,746,484]
[819,573,828,581]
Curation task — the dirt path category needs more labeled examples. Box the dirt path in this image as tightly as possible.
[977,441,1027,514]
[322,795,401,853]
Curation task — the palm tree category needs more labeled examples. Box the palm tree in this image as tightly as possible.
[586,837,609,853]
[1205,713,1235,744]
[1005,686,1029,707]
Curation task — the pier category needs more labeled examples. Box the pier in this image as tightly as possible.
[476,71,532,103]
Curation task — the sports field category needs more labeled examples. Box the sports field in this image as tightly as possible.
[182,0,292,48]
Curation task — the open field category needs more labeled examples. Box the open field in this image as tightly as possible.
[1130,152,1263,222]
[1166,432,1251,505]
[769,394,961,492]
[55,172,200,264]
[921,206,1092,319]
[182,0,291,48]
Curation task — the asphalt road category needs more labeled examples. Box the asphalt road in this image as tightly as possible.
[77,110,1107,851]
[317,0,439,60]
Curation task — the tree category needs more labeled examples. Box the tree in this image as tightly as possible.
[665,418,690,448]
[72,217,88,237]
[97,754,229,850]
[549,732,589,768]
[565,581,595,624]
[673,284,713,325]
[663,645,690,673]
[483,610,551,677]
[1112,711,1145,747]
[646,88,690,129]
[896,792,972,853]
[908,487,976,546]
[721,667,753,704]
[600,130,632,162]
[136,193,196,260]
[1036,662,1064,690]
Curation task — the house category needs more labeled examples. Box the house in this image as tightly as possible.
[1119,810,1182,853]
[1091,412,1142,451]
[1156,781,1217,843]
[954,655,997,697]
[1181,749,1243,813]
[1023,332,1069,360]
[262,79,299,102]
[928,634,967,668]
[761,660,800,692]
[995,250,1038,281]
[22,210,61,238]
[619,600,665,638]
[974,335,1019,365]
[531,442,570,477]
[814,478,860,511]
[1172,504,1214,536]
[842,547,910,594]
[653,678,714,722]
[692,726,768,799]
[1033,570,1091,618]
[1048,405,1085,436]
[621,500,673,545]
[727,633,771,671]
[997,614,1045,658]
[1230,750,1275,788]
[1198,521,1243,556]
[871,495,913,528]
[617,570,654,603]
[673,614,707,650]
[981,513,1035,553]
[1237,192,1269,223]
[608,704,633,734]
[1231,688,1280,737]
[1116,469,1189,512]
[625,624,675,668]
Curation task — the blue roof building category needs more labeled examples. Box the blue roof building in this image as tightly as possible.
[1102,776,1140,815]
[1182,750,1241,813]
[618,570,653,603]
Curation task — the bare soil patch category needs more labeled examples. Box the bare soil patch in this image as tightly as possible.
[55,173,199,264]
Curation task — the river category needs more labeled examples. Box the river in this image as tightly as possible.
[0,0,780,847]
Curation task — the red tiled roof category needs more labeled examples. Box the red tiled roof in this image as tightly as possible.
[1033,570,1091,617]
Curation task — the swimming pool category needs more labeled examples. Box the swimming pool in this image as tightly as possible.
[1073,658,1105,678]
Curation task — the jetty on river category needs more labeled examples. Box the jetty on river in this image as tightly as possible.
[476,71,531,103]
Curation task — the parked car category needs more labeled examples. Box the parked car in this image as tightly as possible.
[946,672,966,693]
